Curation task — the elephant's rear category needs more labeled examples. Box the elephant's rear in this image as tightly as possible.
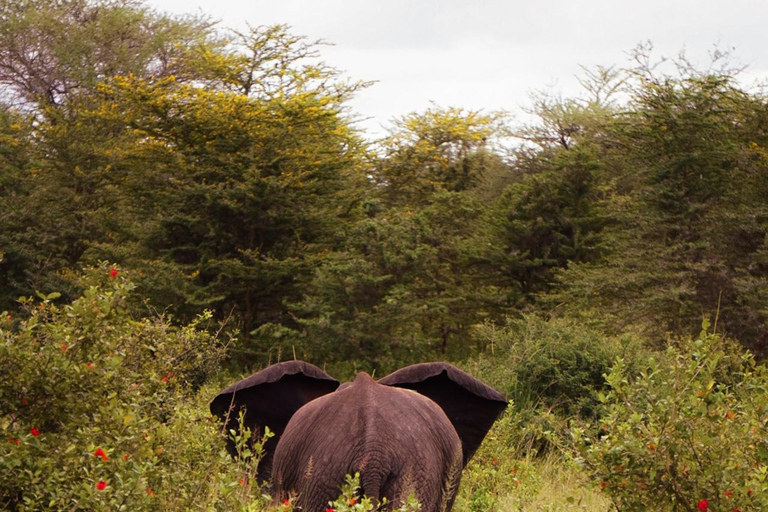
[273,373,462,511]
[355,415,463,512]
[370,438,463,512]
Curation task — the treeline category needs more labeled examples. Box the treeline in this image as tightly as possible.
[2,0,768,374]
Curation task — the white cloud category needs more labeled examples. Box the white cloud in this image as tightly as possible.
[148,0,768,138]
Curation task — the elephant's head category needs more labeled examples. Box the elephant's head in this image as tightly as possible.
[211,361,507,511]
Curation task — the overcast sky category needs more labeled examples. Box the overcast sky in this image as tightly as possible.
[147,0,768,138]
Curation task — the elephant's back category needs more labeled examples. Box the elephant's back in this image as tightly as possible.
[273,372,462,511]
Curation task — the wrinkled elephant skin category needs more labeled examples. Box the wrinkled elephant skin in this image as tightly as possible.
[211,361,507,511]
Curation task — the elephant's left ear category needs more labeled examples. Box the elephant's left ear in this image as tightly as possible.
[210,361,339,481]
[378,362,507,466]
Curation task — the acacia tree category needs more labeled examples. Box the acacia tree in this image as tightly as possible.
[285,193,499,371]
[549,51,768,355]
[0,1,371,351]
[485,145,609,305]
[279,108,512,370]
[0,0,219,109]
[477,69,621,308]
[83,28,371,359]
[0,0,224,310]
[373,107,509,206]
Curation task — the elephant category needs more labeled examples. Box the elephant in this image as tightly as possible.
[210,361,507,512]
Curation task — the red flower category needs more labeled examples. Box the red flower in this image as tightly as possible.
[109,268,118,278]
[122,454,129,461]
[21,398,28,406]
[30,427,39,437]
[325,509,335,512]
[60,343,68,351]
[698,499,709,511]
[96,480,107,491]
[145,488,155,496]
[94,448,109,461]
[349,498,357,504]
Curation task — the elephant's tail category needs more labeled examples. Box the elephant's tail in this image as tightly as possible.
[360,469,416,510]
[358,470,383,503]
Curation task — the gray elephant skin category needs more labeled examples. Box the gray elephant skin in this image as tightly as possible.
[210,361,507,512]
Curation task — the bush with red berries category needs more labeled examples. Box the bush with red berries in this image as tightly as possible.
[0,264,260,510]
[574,326,768,512]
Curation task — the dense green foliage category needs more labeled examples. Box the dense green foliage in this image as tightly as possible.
[0,265,257,510]
[575,329,768,511]
[3,1,768,510]
[544,53,768,356]
[3,3,768,363]
[469,316,645,417]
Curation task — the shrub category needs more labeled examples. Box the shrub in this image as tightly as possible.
[455,412,541,510]
[457,409,614,511]
[322,473,421,512]
[574,327,768,512]
[470,314,644,418]
[0,264,264,511]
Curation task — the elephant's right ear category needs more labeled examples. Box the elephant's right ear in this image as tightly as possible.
[210,361,339,480]
[378,362,507,467]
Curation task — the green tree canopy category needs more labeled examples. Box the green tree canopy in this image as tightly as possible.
[549,51,768,354]
[374,107,509,207]
[0,0,220,110]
